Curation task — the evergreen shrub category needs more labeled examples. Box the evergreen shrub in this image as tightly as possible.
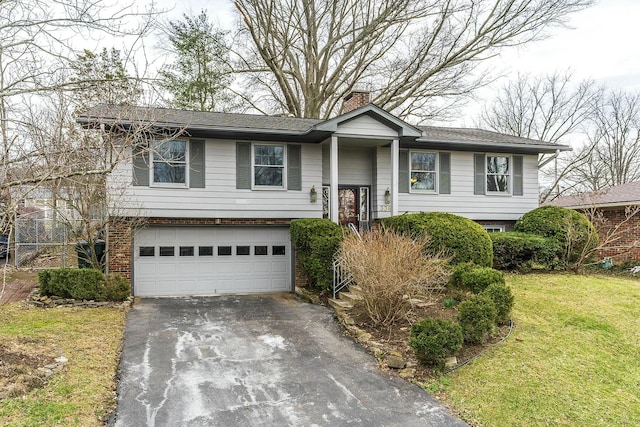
[409,318,463,366]
[457,295,497,344]
[382,212,493,266]
[290,219,343,291]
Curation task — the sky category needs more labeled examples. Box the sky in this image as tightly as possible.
[152,0,640,125]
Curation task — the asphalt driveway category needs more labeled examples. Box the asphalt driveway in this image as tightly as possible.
[113,294,467,426]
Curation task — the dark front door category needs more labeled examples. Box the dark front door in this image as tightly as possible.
[338,187,358,227]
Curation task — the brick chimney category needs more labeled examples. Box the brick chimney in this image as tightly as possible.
[340,90,371,114]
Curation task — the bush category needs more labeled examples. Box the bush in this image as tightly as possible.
[39,268,103,300]
[290,219,343,291]
[382,212,493,267]
[449,262,504,293]
[99,274,130,302]
[409,318,463,366]
[483,283,514,325]
[457,295,497,344]
[38,268,130,301]
[491,231,561,271]
[338,229,450,326]
[515,206,598,266]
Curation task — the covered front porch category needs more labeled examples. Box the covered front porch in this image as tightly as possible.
[315,105,422,230]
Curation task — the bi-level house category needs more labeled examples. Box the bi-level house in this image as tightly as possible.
[78,91,569,297]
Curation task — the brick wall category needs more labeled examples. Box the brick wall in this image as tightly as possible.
[341,91,371,114]
[590,208,640,263]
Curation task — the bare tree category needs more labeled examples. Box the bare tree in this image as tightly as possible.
[231,0,592,120]
[588,91,640,189]
[478,71,600,202]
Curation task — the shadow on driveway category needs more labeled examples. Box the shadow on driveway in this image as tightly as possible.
[113,294,467,427]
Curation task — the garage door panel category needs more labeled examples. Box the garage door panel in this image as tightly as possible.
[133,226,291,296]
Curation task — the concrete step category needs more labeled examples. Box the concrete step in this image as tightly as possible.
[328,298,353,310]
[339,291,363,305]
[348,285,364,297]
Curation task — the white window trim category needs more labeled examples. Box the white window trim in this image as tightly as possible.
[252,143,287,190]
[486,153,511,195]
[150,139,189,188]
[409,150,438,194]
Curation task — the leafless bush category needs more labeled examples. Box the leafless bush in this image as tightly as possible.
[338,229,450,327]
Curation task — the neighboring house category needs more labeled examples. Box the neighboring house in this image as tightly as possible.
[548,181,640,263]
[77,92,569,296]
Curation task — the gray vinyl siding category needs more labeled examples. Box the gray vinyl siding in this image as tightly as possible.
[322,146,373,185]
[109,140,323,219]
[397,151,539,221]
[336,115,399,138]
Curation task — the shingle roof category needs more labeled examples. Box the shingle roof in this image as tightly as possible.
[547,181,640,208]
[78,104,568,152]
[418,126,560,147]
[78,105,323,133]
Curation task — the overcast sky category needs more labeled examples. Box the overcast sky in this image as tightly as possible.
[154,0,639,124]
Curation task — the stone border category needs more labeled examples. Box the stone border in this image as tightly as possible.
[27,287,133,310]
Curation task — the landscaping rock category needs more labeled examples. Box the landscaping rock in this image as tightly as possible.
[386,353,406,369]
[399,368,416,379]
[445,357,458,370]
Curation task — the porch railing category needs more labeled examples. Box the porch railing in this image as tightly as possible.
[332,223,361,299]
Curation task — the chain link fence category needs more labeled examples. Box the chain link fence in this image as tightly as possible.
[13,211,84,269]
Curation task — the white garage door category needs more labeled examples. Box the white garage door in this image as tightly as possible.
[133,226,291,296]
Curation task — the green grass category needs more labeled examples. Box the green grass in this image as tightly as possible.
[0,303,127,427]
[437,274,640,426]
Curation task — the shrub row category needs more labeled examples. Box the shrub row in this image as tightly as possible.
[38,268,130,302]
[409,282,514,365]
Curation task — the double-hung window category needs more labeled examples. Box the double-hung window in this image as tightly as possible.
[152,140,187,185]
[410,151,437,192]
[486,155,510,193]
[253,144,285,188]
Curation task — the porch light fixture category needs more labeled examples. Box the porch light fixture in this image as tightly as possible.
[310,186,317,203]
[385,187,391,205]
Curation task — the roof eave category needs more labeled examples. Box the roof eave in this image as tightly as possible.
[413,138,571,154]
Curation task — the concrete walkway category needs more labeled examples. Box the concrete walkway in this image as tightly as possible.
[113,294,467,427]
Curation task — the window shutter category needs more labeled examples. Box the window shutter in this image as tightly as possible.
[439,152,451,194]
[474,154,485,195]
[236,142,251,189]
[132,144,149,186]
[399,150,409,193]
[189,139,205,188]
[513,155,523,196]
[287,144,302,191]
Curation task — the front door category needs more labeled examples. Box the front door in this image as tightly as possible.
[338,187,358,227]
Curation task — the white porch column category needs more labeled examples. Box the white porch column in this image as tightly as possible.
[391,138,399,216]
[330,135,339,223]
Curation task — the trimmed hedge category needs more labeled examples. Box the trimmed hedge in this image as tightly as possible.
[38,268,130,302]
[448,263,505,293]
[290,219,343,291]
[382,212,493,267]
[491,231,560,271]
[457,295,497,344]
[515,206,598,265]
[483,283,515,325]
[409,318,463,366]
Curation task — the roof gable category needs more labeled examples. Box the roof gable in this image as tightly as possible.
[313,104,422,137]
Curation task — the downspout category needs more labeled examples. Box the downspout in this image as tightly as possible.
[538,149,560,168]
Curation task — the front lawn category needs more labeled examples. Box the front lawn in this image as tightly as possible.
[439,274,640,426]
[0,303,126,426]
